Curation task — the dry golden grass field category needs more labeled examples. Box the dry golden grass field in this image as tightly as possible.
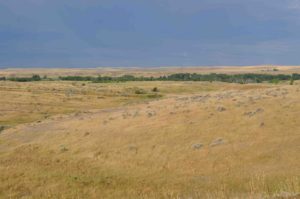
[0,66,299,199]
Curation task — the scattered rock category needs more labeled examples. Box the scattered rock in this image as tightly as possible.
[244,108,264,117]
[60,145,68,152]
[94,151,102,158]
[182,109,191,113]
[272,192,300,199]
[216,107,226,112]
[103,120,108,125]
[244,112,254,117]
[147,112,153,117]
[256,108,264,113]
[133,111,139,117]
[210,138,226,147]
[128,145,138,154]
[192,143,204,150]
[176,97,189,101]
[74,112,81,117]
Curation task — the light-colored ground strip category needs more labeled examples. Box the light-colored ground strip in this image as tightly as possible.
[2,65,300,78]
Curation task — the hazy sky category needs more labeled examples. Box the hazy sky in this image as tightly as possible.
[1,0,300,67]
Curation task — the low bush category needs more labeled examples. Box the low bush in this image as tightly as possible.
[152,87,159,92]
[135,88,147,94]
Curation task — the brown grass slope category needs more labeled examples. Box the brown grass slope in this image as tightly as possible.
[0,81,299,198]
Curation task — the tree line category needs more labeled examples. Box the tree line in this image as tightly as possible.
[53,73,300,84]
[0,74,42,82]
[1,73,300,84]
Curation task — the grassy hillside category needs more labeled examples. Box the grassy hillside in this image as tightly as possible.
[0,79,299,198]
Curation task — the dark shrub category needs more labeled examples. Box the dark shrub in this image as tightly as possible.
[152,87,159,92]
